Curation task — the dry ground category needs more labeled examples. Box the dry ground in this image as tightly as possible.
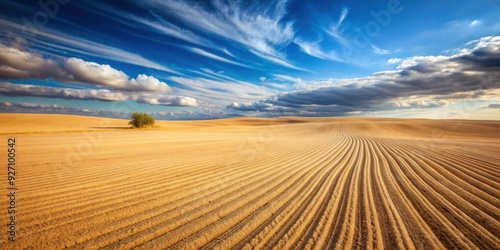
[0,113,499,249]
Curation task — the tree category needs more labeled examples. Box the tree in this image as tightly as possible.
[129,112,155,128]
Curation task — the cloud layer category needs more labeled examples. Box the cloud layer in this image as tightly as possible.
[228,36,500,116]
[0,101,126,117]
[0,45,173,93]
[0,82,197,106]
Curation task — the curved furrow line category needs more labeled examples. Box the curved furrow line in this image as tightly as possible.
[227,127,344,249]
[230,131,353,249]
[311,128,361,249]
[379,139,479,249]
[290,135,365,249]
[21,140,324,246]
[43,159,304,250]
[351,135,372,249]
[20,147,252,201]
[95,136,336,249]
[6,119,500,249]
[357,136,384,249]
[396,146,500,248]
[21,154,280,215]
[394,139,500,209]
[63,138,328,249]
[362,136,416,249]
[45,141,328,249]
[20,158,274,233]
[393,140,500,218]
[19,156,219,206]
[151,130,347,249]
[311,134,363,250]
[179,152,339,250]
[19,152,206,187]
[440,150,500,178]
[334,135,366,250]
[407,140,500,184]
[131,151,331,250]
[19,138,252,190]
[208,160,339,250]
[425,148,500,187]
[21,135,326,233]
[279,136,356,249]
[372,137,445,249]
[200,130,350,249]
[302,133,375,250]
[266,127,359,249]
[383,139,500,246]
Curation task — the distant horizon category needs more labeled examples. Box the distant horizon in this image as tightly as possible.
[1,111,499,122]
[0,0,499,120]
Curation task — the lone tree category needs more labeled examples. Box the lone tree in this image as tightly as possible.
[129,112,155,128]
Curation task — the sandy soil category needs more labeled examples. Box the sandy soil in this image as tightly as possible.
[0,113,499,249]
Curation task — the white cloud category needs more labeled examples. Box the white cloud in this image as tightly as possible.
[229,36,500,116]
[0,45,172,93]
[0,82,198,107]
[152,107,231,120]
[259,77,267,82]
[387,58,402,64]
[470,20,482,27]
[371,44,391,55]
[0,44,68,79]
[273,74,304,84]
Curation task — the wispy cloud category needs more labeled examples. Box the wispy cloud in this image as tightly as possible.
[80,2,212,48]
[168,76,278,106]
[187,47,248,67]
[326,7,350,45]
[371,44,391,55]
[294,38,343,61]
[135,15,210,47]
[0,18,177,74]
[273,74,304,84]
[136,0,298,69]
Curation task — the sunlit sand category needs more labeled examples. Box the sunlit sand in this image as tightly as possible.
[1,113,499,249]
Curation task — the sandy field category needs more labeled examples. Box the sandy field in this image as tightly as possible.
[0,113,499,249]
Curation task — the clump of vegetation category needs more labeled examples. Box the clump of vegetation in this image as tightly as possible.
[129,112,155,128]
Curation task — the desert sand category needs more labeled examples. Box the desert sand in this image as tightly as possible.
[0,113,499,249]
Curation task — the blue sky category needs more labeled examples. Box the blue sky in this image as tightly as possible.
[0,0,499,120]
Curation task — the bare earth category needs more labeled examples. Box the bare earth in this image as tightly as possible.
[1,113,499,249]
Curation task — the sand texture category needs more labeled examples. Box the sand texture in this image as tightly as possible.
[0,114,499,249]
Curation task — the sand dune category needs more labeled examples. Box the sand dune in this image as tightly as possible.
[1,114,499,249]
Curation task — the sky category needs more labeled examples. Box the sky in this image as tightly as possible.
[0,0,499,120]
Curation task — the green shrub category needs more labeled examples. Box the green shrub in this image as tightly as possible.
[129,112,155,128]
